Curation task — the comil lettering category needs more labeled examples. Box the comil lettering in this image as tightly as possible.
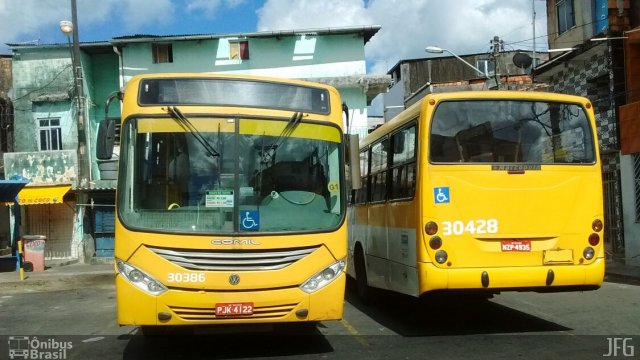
[211,239,261,245]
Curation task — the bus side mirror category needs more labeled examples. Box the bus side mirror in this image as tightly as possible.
[96,119,115,160]
[346,134,361,190]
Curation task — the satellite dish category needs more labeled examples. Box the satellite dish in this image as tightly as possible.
[513,52,533,69]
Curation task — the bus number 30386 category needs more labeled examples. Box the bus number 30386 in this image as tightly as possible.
[168,272,206,283]
[441,219,498,236]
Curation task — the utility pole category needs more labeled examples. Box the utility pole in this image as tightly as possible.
[489,36,504,89]
[70,0,89,187]
[532,0,536,69]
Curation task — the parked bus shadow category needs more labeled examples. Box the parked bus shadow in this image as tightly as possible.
[121,324,333,360]
[345,278,571,337]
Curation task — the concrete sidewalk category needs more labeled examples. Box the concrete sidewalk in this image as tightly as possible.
[604,259,640,285]
[0,258,638,293]
[0,261,115,293]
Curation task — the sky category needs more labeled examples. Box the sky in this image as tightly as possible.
[0,0,548,113]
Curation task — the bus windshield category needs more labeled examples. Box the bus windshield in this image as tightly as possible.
[118,117,344,234]
[429,100,596,164]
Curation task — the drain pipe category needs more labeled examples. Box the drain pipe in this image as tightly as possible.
[113,46,124,90]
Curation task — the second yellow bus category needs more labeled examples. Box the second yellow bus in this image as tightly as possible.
[347,91,605,301]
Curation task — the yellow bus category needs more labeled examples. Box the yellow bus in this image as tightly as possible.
[347,91,605,302]
[97,73,360,334]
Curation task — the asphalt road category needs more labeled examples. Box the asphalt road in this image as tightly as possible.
[0,278,638,360]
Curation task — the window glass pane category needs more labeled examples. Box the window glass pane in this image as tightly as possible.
[371,140,388,173]
[429,100,595,164]
[50,119,60,126]
[392,125,416,165]
[371,171,387,202]
[40,130,48,151]
[360,150,369,176]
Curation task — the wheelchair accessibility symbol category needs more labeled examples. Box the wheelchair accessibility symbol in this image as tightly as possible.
[241,211,260,230]
[434,187,450,204]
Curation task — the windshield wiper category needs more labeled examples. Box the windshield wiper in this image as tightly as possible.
[167,106,220,157]
[272,111,303,150]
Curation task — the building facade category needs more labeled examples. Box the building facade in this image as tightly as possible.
[535,0,639,265]
[383,49,546,122]
[5,26,390,262]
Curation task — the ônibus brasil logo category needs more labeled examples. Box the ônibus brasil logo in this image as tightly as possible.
[8,336,73,360]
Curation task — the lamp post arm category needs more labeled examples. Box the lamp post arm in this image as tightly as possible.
[443,49,486,76]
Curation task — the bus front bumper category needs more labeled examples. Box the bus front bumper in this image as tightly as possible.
[115,273,346,326]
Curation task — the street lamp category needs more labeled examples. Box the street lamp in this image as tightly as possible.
[59,20,73,36]
[425,46,499,90]
[425,46,487,75]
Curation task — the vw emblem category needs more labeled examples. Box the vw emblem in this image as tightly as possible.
[228,274,240,285]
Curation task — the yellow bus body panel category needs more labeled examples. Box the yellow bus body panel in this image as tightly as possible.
[115,218,347,325]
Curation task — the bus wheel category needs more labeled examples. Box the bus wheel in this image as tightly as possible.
[354,247,372,305]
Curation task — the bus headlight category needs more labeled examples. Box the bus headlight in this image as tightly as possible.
[116,259,167,296]
[300,258,345,294]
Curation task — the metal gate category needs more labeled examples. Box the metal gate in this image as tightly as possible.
[603,169,624,260]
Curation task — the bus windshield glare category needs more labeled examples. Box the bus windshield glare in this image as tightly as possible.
[429,100,596,164]
[118,117,344,234]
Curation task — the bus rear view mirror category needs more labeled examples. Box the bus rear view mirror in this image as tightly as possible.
[346,134,361,190]
[96,119,115,160]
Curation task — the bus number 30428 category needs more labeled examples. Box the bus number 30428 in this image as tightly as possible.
[441,219,498,236]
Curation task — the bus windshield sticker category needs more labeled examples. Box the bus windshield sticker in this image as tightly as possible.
[328,181,339,193]
[241,210,260,231]
[434,187,450,204]
[206,190,234,208]
[239,187,254,196]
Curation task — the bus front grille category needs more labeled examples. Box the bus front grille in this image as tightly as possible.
[148,245,319,271]
[169,303,298,321]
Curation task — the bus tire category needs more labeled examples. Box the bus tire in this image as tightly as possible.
[354,246,372,305]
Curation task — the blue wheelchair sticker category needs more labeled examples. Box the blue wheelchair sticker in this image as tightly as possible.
[434,187,450,204]
[240,210,260,231]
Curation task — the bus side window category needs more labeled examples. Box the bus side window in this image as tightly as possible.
[355,148,369,204]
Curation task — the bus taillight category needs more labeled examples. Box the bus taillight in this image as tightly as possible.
[589,233,600,246]
[429,236,442,250]
[592,219,603,232]
[425,221,438,235]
